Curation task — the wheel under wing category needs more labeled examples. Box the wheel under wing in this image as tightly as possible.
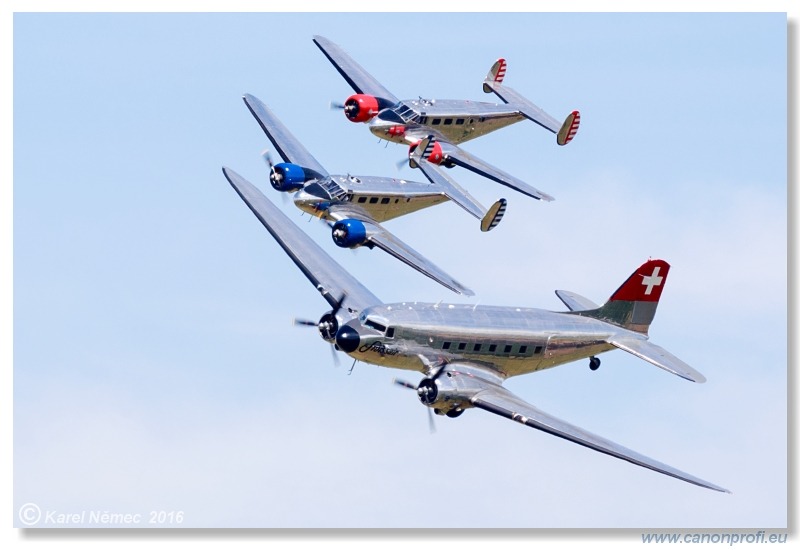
[404,363,728,492]
[325,204,474,296]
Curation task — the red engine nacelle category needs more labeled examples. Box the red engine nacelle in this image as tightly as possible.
[343,94,380,123]
[407,140,446,168]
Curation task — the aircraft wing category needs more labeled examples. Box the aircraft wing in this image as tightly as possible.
[223,167,381,314]
[462,371,727,492]
[242,93,329,179]
[413,158,507,232]
[326,204,474,296]
[414,135,555,202]
[313,35,400,104]
[607,336,707,383]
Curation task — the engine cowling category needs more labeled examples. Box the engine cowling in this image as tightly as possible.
[316,311,338,342]
[331,219,368,248]
[270,163,306,192]
[343,94,380,123]
[269,162,306,193]
[407,140,449,169]
[416,374,468,417]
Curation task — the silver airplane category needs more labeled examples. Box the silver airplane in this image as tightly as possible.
[221,165,729,493]
[242,93,514,297]
[314,35,581,202]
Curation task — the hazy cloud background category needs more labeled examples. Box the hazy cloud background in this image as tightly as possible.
[10,10,789,535]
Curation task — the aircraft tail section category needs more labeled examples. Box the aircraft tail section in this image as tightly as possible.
[482,58,508,92]
[482,58,579,145]
[573,259,670,334]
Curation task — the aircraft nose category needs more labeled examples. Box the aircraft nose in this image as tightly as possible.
[335,325,360,353]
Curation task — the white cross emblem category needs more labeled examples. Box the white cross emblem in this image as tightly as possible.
[641,266,664,295]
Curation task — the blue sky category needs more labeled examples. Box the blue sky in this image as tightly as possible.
[7,7,792,538]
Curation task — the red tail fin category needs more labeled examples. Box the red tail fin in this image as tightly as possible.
[609,259,670,303]
[575,259,671,334]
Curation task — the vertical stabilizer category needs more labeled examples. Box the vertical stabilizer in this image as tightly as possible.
[577,259,670,334]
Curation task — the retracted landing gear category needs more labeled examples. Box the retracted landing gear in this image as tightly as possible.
[589,356,601,371]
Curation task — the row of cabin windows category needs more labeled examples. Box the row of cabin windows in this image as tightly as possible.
[355,196,411,205]
[440,341,544,356]
[419,117,486,125]
[420,117,466,126]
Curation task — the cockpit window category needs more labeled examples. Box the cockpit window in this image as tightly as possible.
[377,110,404,124]
[364,318,387,333]
[303,182,331,200]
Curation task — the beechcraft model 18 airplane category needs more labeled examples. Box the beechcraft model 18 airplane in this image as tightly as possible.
[222,165,729,493]
[242,93,514,296]
[314,35,581,203]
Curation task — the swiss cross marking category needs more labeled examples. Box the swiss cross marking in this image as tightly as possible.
[641,266,663,295]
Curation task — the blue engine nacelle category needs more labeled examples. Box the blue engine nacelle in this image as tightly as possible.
[331,219,368,249]
[270,163,306,192]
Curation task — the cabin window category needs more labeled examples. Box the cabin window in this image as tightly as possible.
[443,118,453,125]
[457,342,467,351]
[394,199,399,203]
[442,341,451,350]
[369,197,379,204]
[503,344,512,354]
[420,116,428,124]
[386,327,395,338]
[432,118,441,125]
[380,197,390,204]
[357,196,367,203]
[473,343,482,352]
[534,345,543,354]
[456,118,465,125]
[519,345,528,354]
[488,344,497,352]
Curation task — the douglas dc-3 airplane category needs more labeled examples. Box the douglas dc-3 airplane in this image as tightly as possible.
[222,165,728,493]
[242,93,512,296]
[314,35,581,203]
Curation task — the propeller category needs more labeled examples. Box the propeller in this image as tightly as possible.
[393,378,436,434]
[292,293,348,368]
[329,99,359,119]
[261,150,289,203]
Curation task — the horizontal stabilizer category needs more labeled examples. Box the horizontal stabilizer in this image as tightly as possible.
[608,336,707,383]
[555,290,600,312]
[483,80,561,133]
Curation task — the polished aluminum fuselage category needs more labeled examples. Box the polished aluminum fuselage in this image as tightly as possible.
[293,174,448,223]
[342,302,622,378]
[368,99,524,145]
